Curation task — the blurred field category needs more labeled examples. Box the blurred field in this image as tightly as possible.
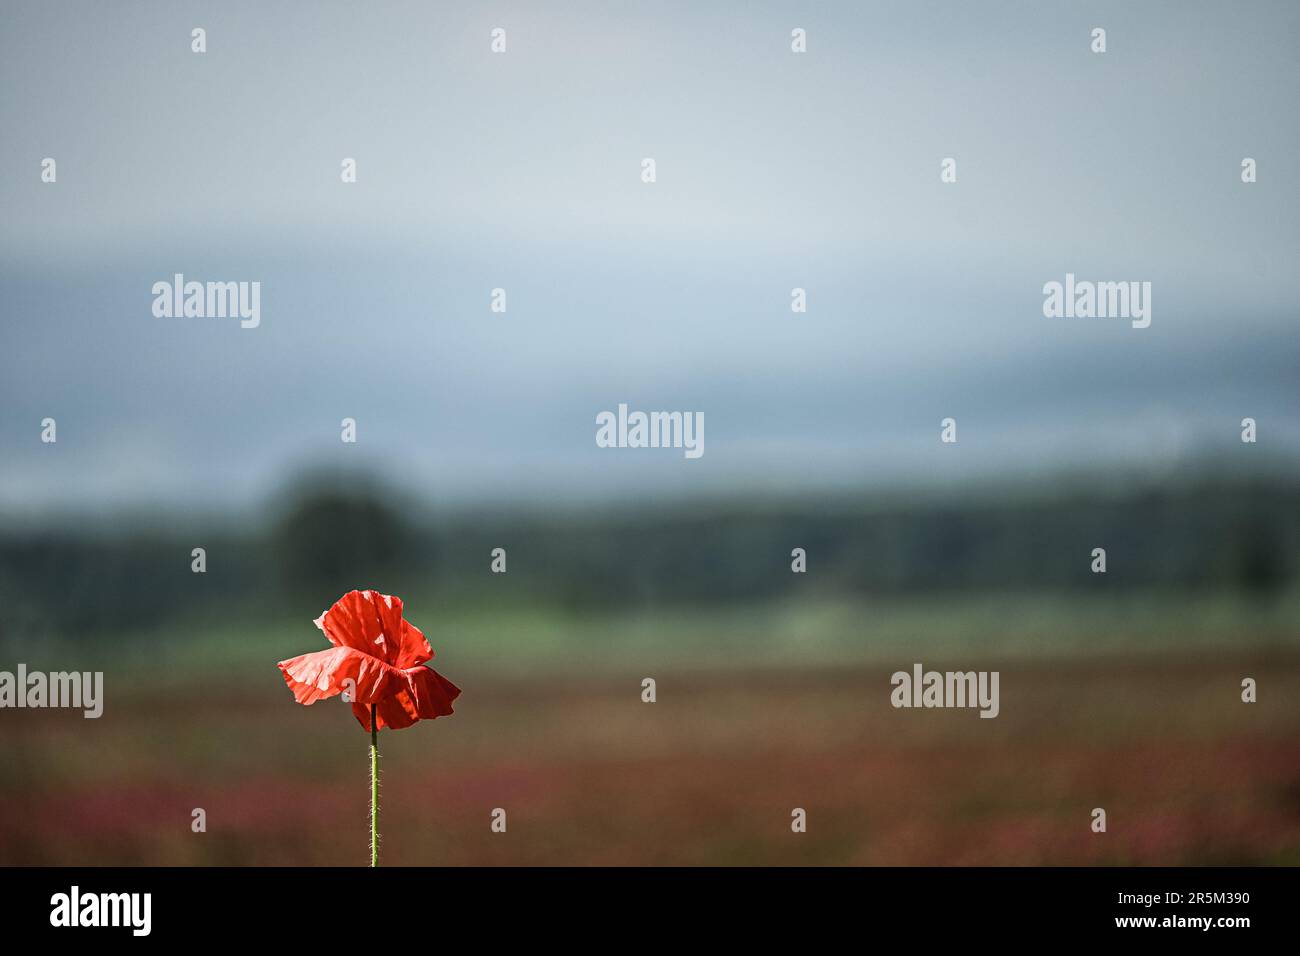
[1,601,1297,866]
[3,484,1297,865]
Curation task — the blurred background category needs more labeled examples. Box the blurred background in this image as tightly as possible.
[0,0,1297,864]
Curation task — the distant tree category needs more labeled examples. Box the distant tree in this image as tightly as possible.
[1238,517,1287,597]
[270,488,412,597]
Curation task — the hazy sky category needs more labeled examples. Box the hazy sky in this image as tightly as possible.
[2,1,1297,515]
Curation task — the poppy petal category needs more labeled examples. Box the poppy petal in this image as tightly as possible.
[315,589,408,665]
[394,618,434,669]
[405,664,461,718]
[351,692,415,730]
[349,666,460,731]
[277,646,400,706]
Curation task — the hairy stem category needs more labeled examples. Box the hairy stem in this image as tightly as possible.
[370,703,379,867]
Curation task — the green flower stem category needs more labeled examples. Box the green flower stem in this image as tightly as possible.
[370,703,379,867]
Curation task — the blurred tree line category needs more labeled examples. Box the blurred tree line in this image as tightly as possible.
[0,475,1295,641]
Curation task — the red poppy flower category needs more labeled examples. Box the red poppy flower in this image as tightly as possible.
[277,589,460,730]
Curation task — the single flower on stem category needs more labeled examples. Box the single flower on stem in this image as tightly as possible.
[277,589,460,865]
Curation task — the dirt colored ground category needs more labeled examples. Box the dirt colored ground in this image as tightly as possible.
[1,651,1297,865]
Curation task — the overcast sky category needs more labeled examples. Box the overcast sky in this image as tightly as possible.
[1,1,1297,516]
